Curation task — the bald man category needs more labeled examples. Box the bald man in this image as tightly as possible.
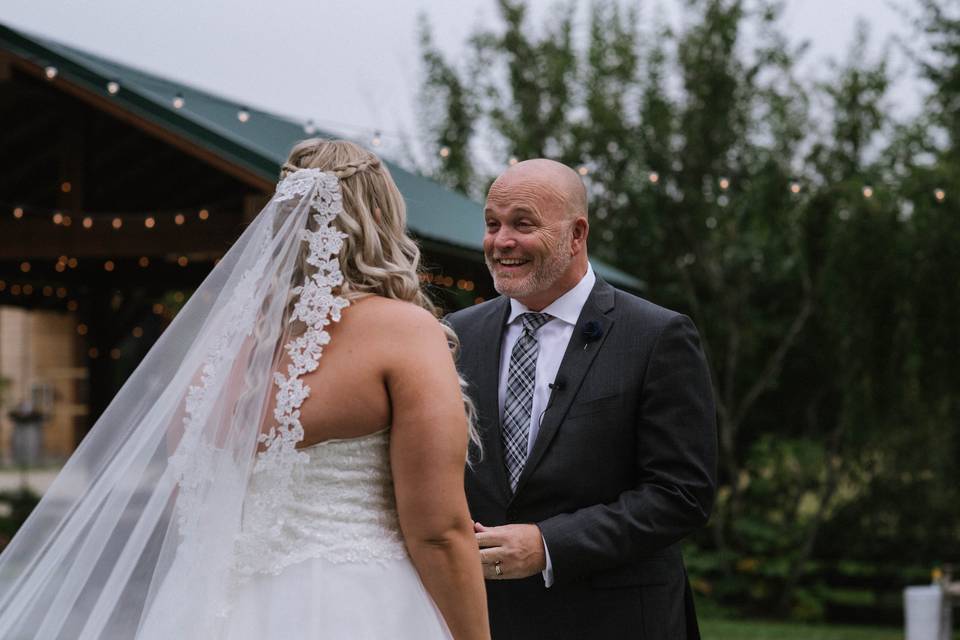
[445,159,717,639]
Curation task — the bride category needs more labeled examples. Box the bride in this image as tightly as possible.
[0,139,490,639]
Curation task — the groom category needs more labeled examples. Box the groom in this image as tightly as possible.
[445,159,717,639]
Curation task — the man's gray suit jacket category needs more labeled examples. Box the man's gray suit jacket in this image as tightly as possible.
[445,276,718,640]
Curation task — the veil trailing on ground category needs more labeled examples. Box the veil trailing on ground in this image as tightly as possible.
[0,169,349,639]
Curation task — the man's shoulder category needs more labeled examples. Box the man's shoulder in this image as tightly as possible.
[608,285,686,329]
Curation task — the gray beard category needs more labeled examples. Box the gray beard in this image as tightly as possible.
[486,234,573,301]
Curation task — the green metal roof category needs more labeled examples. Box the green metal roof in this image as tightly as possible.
[0,22,643,290]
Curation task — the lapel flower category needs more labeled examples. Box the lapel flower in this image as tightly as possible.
[581,320,603,343]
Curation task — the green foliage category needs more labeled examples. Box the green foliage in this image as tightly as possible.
[418,0,960,623]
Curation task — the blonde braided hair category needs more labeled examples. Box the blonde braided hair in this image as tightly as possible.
[279,138,479,453]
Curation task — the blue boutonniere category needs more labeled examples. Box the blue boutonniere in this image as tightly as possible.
[581,320,603,349]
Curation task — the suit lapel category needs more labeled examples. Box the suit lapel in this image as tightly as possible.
[472,297,513,502]
[511,278,616,498]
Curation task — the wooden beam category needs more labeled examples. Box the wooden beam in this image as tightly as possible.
[8,56,274,194]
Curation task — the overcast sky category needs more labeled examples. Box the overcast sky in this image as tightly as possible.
[1,0,921,164]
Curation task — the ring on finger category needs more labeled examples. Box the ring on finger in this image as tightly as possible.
[494,561,503,577]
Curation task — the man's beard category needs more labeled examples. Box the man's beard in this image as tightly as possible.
[485,229,573,301]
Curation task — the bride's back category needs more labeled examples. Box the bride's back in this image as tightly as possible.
[291,294,418,447]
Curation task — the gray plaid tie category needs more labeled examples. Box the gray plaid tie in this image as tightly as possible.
[502,312,552,492]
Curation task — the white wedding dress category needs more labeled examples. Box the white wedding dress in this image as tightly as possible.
[223,428,451,639]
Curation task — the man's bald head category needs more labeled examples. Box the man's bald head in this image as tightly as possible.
[482,158,591,310]
[489,159,588,220]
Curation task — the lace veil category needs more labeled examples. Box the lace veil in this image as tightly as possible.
[0,169,349,638]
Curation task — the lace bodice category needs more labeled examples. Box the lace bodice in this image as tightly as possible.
[233,428,408,578]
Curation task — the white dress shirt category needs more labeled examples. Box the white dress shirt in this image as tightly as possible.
[497,264,596,587]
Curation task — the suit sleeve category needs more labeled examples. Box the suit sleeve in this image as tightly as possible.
[537,314,718,584]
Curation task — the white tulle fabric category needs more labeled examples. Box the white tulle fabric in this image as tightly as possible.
[0,169,450,639]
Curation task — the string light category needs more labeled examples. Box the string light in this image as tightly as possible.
[55,261,66,273]
[173,93,185,109]
[10,285,21,296]
[56,287,67,298]
[112,217,123,229]
[22,285,33,295]
[371,131,382,147]
[153,303,165,315]
[67,300,78,311]
[68,257,78,268]
[77,324,88,336]
[13,207,24,218]
[106,81,120,95]
[577,166,589,176]
[20,262,30,273]
[144,216,156,229]
[44,66,57,79]
[139,256,150,267]
[104,260,115,272]
[132,326,144,338]
[934,188,946,202]
[173,291,185,303]
[237,108,250,123]
[439,146,450,158]
[110,348,121,360]
[0,280,5,291]
[198,209,209,220]
[790,181,801,194]
[52,212,63,224]
[177,256,189,267]
[83,216,93,228]
[88,347,99,359]
[648,172,660,184]
[61,181,72,193]
[719,177,731,191]
[62,215,72,227]
[509,157,518,166]
[862,185,874,199]
[174,213,185,225]
[42,286,53,297]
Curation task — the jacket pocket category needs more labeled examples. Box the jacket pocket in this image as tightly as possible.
[566,393,622,419]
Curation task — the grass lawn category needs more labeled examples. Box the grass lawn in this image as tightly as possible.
[701,617,959,640]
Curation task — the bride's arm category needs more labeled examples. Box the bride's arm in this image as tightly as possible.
[385,305,490,640]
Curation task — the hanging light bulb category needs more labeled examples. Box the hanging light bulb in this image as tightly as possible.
[82,216,93,228]
[104,260,115,272]
[174,213,185,225]
[177,255,189,267]
[138,256,150,268]
[106,81,120,95]
[862,185,874,199]
[52,212,63,225]
[508,157,518,166]
[144,216,156,229]
[44,66,58,79]
[61,181,72,193]
[934,188,946,202]
[648,172,660,184]
[13,207,24,219]
[20,261,31,273]
[719,177,731,191]
[371,131,382,147]
[198,209,209,220]
[62,215,72,227]
[112,217,123,229]
[577,165,589,176]
[237,108,250,123]
[790,181,801,194]
[439,146,450,158]
[173,93,185,109]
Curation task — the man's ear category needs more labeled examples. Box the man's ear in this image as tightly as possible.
[571,217,589,254]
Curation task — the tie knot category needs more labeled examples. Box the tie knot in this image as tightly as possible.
[520,312,551,334]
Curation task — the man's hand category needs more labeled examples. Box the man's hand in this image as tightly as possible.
[475,522,546,580]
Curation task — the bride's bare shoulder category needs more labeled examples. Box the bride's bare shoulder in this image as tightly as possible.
[342,296,445,341]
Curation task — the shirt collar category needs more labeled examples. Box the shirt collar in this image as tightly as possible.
[507,263,596,326]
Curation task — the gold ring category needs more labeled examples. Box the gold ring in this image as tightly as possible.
[494,561,503,577]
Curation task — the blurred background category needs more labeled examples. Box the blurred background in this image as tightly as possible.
[1,1,959,637]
